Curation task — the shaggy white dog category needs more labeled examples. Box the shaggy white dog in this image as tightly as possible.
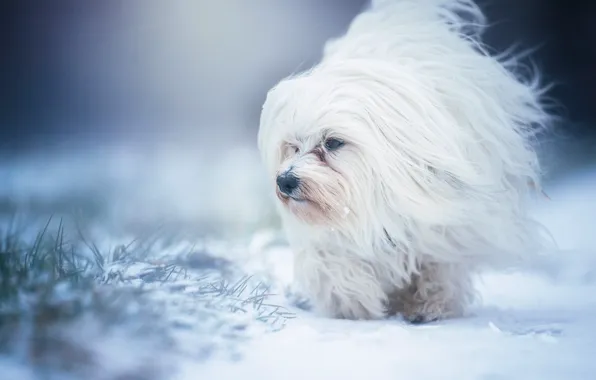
[258,0,554,322]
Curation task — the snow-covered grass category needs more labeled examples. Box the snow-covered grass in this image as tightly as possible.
[0,141,595,380]
[0,214,294,379]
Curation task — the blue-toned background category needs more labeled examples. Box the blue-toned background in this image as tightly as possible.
[3,0,595,144]
[1,0,595,235]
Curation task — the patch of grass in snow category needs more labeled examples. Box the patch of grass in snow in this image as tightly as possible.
[0,213,294,380]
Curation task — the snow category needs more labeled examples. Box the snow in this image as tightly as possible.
[176,168,596,380]
[0,145,595,379]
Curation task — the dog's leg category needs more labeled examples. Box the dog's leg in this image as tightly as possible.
[295,252,388,320]
[388,262,475,324]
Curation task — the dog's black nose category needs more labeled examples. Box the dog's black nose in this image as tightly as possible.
[277,172,299,195]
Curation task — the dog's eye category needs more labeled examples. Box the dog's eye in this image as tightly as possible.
[324,138,344,151]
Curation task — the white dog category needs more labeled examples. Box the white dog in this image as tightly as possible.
[258,0,554,323]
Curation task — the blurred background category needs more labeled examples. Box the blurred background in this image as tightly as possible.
[1,0,595,238]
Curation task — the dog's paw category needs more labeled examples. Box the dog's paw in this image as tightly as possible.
[387,292,441,324]
[402,312,439,325]
[284,286,312,311]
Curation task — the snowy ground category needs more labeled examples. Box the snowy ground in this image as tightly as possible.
[0,143,595,380]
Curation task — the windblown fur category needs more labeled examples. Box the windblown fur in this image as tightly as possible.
[258,0,554,322]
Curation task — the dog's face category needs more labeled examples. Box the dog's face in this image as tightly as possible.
[270,124,356,226]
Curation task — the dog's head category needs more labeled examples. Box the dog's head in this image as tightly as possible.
[258,57,546,232]
[258,61,435,229]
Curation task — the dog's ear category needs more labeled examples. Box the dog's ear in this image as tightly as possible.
[331,57,549,223]
[258,85,290,175]
[328,60,480,222]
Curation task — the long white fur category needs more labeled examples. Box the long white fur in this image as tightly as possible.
[258,0,555,321]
